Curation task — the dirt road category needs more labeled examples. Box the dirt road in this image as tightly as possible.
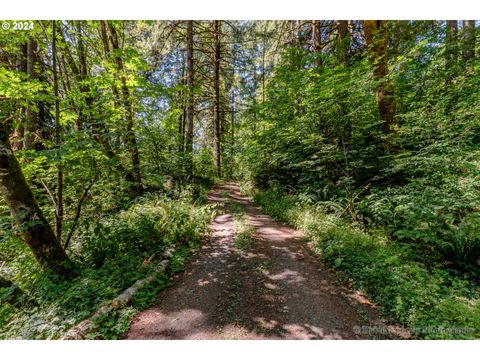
[126,183,393,339]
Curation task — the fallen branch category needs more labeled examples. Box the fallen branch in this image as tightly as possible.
[60,245,176,340]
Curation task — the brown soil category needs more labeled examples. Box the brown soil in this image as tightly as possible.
[125,183,395,339]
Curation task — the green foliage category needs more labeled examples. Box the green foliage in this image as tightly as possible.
[238,181,256,198]
[0,190,213,339]
[168,247,194,274]
[234,229,254,251]
[226,198,245,215]
[357,146,480,270]
[78,192,212,267]
[226,194,254,251]
[241,24,480,274]
[233,215,254,251]
[86,307,138,340]
[89,244,198,339]
[254,189,480,339]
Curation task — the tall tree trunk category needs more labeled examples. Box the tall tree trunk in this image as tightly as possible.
[99,21,121,105]
[290,20,302,46]
[212,20,221,178]
[178,61,186,154]
[287,20,298,46]
[179,113,186,155]
[311,20,323,68]
[361,20,396,149]
[99,21,111,54]
[0,125,72,277]
[106,22,143,195]
[185,20,195,178]
[178,109,185,153]
[446,20,458,68]
[230,81,236,179]
[52,21,64,242]
[261,26,266,105]
[24,39,38,150]
[336,20,350,65]
[462,20,476,61]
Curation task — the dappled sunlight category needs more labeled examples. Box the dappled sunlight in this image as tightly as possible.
[196,279,210,286]
[126,183,388,340]
[211,214,234,225]
[266,269,306,284]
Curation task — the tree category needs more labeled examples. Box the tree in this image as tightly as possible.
[59,21,137,188]
[106,21,144,194]
[212,20,221,177]
[461,20,476,61]
[311,20,322,68]
[336,20,350,65]
[185,20,195,177]
[446,20,458,68]
[361,20,396,147]
[52,20,64,242]
[0,123,72,277]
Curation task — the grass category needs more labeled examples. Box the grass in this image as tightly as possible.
[253,188,480,339]
[234,226,254,251]
[225,192,255,252]
[225,193,245,215]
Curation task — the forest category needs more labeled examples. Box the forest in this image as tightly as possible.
[0,20,479,340]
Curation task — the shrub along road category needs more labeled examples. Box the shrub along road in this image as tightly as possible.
[126,183,396,339]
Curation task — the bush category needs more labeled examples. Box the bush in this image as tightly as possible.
[254,189,480,339]
[357,147,480,271]
[78,192,213,267]
[0,191,214,339]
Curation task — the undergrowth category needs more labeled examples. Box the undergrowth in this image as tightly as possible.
[0,187,214,339]
[253,188,480,339]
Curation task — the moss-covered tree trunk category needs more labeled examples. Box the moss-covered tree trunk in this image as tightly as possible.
[0,124,71,277]
[361,20,396,149]
[52,20,64,243]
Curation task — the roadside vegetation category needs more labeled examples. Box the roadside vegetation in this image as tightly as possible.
[0,188,214,339]
[253,188,480,339]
